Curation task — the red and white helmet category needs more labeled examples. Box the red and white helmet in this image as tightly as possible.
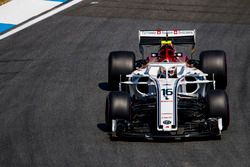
[159,41,177,62]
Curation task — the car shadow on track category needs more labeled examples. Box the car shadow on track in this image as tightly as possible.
[98,82,109,91]
[97,123,109,132]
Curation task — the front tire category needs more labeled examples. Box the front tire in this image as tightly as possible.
[207,90,230,130]
[105,92,131,131]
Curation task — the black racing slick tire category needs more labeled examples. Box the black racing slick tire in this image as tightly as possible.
[105,92,131,131]
[200,50,227,89]
[108,51,135,90]
[207,90,230,130]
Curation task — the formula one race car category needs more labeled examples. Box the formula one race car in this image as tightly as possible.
[105,30,229,140]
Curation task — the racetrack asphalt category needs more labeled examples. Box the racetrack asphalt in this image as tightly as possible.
[0,0,250,166]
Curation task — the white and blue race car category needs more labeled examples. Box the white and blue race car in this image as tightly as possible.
[106,30,229,140]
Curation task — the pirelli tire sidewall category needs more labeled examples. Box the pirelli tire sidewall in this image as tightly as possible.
[108,51,135,90]
[207,90,230,130]
[200,50,227,89]
[105,92,131,130]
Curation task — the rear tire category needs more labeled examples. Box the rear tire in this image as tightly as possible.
[105,92,131,131]
[207,90,230,130]
[108,51,135,90]
[200,50,227,89]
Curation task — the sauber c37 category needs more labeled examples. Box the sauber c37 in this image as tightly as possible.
[105,30,229,140]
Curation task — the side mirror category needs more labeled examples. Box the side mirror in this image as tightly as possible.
[175,52,183,57]
[151,53,158,57]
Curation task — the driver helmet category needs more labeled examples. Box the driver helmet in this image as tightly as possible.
[159,40,177,62]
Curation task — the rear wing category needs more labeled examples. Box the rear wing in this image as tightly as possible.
[139,30,196,45]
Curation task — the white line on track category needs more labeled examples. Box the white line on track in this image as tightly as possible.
[0,0,83,41]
